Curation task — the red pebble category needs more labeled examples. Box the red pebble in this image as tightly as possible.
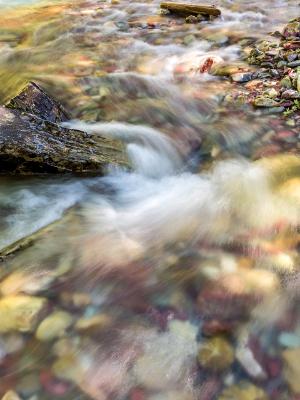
[265,356,282,378]
[202,319,235,336]
[253,144,281,158]
[199,57,214,73]
[40,370,71,396]
[275,130,295,140]
[283,41,300,50]
[130,388,146,400]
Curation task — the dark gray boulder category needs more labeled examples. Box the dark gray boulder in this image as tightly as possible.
[0,82,129,174]
[6,81,70,123]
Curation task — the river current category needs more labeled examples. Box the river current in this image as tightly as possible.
[0,0,299,399]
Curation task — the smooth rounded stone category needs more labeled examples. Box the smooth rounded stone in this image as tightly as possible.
[148,391,193,400]
[1,333,25,354]
[52,337,80,358]
[0,271,55,296]
[211,63,241,77]
[282,348,300,394]
[75,314,113,334]
[260,62,274,68]
[253,97,281,107]
[236,344,267,380]
[231,72,253,83]
[1,391,22,400]
[0,296,47,333]
[278,332,300,348]
[287,60,300,67]
[52,354,83,383]
[16,373,41,398]
[198,336,234,372]
[282,89,300,99]
[217,382,269,400]
[36,311,73,342]
[286,53,298,63]
[277,60,287,68]
[286,119,296,126]
[132,320,198,390]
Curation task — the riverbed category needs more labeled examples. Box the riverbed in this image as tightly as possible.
[0,1,299,399]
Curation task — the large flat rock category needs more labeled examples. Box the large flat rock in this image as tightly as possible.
[0,83,130,174]
[6,81,70,123]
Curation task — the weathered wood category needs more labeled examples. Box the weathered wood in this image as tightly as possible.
[160,2,221,17]
[0,82,130,175]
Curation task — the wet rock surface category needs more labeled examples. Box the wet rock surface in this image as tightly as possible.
[6,82,70,124]
[0,83,129,175]
[227,18,300,124]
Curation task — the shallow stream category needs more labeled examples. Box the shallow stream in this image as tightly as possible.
[0,0,299,399]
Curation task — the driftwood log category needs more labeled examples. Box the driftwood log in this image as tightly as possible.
[160,2,221,18]
[0,82,130,174]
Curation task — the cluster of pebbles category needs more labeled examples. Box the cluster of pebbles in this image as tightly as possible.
[220,18,300,120]
[0,167,299,400]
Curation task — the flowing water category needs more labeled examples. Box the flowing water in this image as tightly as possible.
[0,0,299,399]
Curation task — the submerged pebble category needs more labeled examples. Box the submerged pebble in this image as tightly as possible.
[282,348,300,394]
[278,332,300,348]
[0,296,47,333]
[198,336,234,372]
[36,311,73,341]
[1,392,22,400]
[218,381,269,400]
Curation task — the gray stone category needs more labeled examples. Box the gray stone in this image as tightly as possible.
[282,89,300,99]
[0,82,130,175]
[231,72,253,83]
[287,60,300,67]
[287,53,298,63]
[0,107,129,175]
[6,82,69,123]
